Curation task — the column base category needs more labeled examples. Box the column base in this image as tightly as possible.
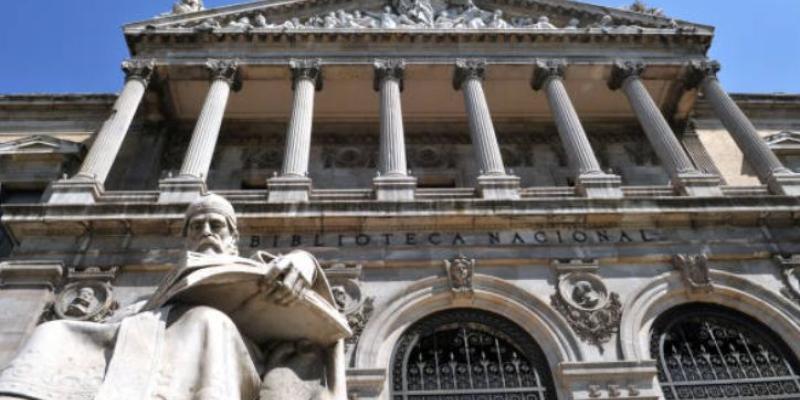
[674,172,723,197]
[373,176,417,201]
[267,176,312,203]
[558,360,663,400]
[768,172,800,196]
[576,173,623,199]
[158,176,207,204]
[477,175,520,200]
[44,177,104,205]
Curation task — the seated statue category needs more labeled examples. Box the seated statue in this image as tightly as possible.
[0,193,347,400]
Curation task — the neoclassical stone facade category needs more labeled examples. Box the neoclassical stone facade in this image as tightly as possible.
[2,0,800,399]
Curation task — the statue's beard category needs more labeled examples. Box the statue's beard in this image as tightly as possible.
[191,235,239,256]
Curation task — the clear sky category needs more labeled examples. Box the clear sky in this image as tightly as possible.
[0,0,797,94]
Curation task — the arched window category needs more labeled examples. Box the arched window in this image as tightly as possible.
[651,303,800,399]
[391,308,556,400]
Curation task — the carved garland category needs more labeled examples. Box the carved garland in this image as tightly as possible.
[550,269,622,350]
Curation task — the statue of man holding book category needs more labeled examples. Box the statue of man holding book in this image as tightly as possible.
[0,193,349,400]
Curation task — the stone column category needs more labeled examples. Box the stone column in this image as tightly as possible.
[47,60,154,204]
[372,60,416,201]
[160,60,240,203]
[532,60,622,199]
[268,60,322,203]
[453,60,519,200]
[0,261,63,366]
[609,60,721,197]
[687,60,800,195]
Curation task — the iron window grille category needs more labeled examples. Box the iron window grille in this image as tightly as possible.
[651,303,800,400]
[391,308,556,400]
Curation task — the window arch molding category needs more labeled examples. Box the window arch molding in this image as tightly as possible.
[353,274,583,399]
[620,268,800,362]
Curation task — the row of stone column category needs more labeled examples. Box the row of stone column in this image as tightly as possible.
[48,58,800,204]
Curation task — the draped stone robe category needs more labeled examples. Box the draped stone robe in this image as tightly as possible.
[0,250,337,400]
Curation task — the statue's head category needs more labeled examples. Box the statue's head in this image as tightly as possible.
[183,193,240,256]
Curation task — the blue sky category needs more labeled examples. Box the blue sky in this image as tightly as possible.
[0,0,797,94]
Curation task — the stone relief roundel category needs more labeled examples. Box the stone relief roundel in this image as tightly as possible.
[557,272,609,312]
[54,281,115,322]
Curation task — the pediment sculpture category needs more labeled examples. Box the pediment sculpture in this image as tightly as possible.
[172,0,205,15]
[0,193,350,400]
[173,0,654,32]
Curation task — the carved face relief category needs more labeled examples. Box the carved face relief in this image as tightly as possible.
[54,281,115,322]
[186,212,237,256]
[551,271,621,350]
[557,273,608,311]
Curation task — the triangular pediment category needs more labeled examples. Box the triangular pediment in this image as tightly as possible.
[126,0,711,33]
[0,136,82,156]
[765,131,800,153]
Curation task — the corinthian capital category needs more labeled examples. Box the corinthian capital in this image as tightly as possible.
[290,59,323,91]
[373,59,406,91]
[685,60,721,89]
[206,59,241,90]
[121,59,156,85]
[608,60,645,90]
[531,59,566,91]
[453,59,487,90]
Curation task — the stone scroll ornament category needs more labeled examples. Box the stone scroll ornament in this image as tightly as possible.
[672,253,712,293]
[775,254,800,302]
[551,271,622,350]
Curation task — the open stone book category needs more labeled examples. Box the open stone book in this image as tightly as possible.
[149,252,352,346]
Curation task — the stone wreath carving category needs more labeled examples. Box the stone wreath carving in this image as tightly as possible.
[326,264,375,349]
[775,255,800,301]
[53,281,117,322]
[551,271,621,349]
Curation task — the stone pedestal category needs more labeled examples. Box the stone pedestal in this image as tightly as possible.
[558,361,663,400]
[675,172,724,197]
[157,176,207,203]
[477,174,520,200]
[576,173,624,199]
[267,176,313,203]
[373,175,417,201]
[44,177,104,205]
[0,261,63,367]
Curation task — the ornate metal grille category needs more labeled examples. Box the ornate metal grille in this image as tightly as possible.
[651,304,800,399]
[391,309,555,400]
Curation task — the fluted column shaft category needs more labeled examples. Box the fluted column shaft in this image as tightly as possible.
[533,62,602,176]
[696,67,789,181]
[375,60,408,177]
[610,61,697,179]
[76,60,154,184]
[280,60,320,177]
[179,60,239,180]
[455,61,506,176]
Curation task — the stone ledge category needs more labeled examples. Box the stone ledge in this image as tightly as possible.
[0,261,63,289]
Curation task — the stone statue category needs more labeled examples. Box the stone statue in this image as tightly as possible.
[0,193,348,400]
[172,0,204,15]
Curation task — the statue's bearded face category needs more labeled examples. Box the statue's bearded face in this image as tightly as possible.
[186,212,238,256]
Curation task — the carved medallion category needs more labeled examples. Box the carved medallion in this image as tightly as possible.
[53,281,116,322]
[775,255,800,301]
[551,271,621,349]
[325,264,375,347]
[443,255,475,297]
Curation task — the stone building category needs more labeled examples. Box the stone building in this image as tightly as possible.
[2,0,800,399]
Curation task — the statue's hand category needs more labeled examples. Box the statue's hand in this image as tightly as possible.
[264,258,309,306]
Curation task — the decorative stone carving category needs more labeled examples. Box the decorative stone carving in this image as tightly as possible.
[290,58,323,91]
[324,263,375,356]
[373,59,405,91]
[452,59,486,89]
[53,281,116,322]
[443,255,475,296]
[171,0,204,15]
[531,59,566,91]
[206,59,241,88]
[121,59,156,84]
[775,255,800,301]
[672,253,713,293]
[551,270,622,349]
[684,59,721,90]
[608,60,645,90]
[764,131,800,154]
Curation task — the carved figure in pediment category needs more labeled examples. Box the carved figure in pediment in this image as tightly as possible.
[172,0,204,15]
[228,16,253,29]
[379,6,400,28]
[566,18,580,29]
[0,193,350,400]
[532,16,556,29]
[551,271,621,351]
[488,10,510,28]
